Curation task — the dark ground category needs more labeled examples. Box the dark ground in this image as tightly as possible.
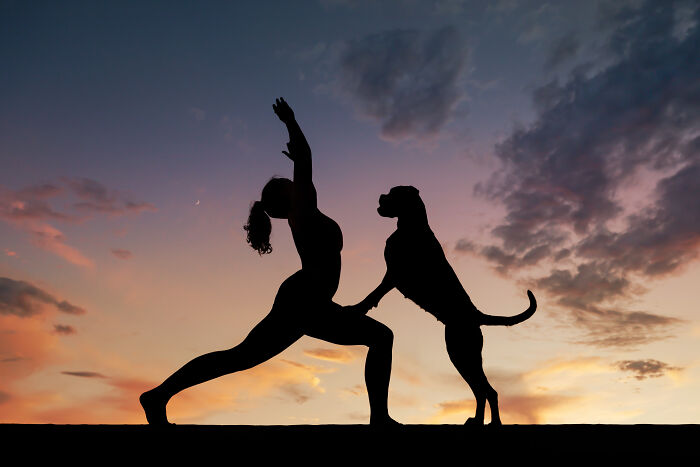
[2,424,696,462]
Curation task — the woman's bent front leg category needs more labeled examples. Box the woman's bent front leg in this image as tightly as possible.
[140,310,303,425]
[304,306,396,425]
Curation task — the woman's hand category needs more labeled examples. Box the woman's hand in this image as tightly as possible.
[344,296,379,315]
[281,142,296,161]
[272,97,295,124]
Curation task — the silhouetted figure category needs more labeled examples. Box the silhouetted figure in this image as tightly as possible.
[140,98,396,426]
[354,186,537,425]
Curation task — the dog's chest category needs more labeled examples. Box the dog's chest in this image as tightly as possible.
[385,230,454,311]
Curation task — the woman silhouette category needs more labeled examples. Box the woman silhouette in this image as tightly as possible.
[140,98,396,425]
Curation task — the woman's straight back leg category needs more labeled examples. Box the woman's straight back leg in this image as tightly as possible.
[140,274,307,425]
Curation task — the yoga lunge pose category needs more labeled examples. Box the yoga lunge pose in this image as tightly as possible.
[140,98,396,426]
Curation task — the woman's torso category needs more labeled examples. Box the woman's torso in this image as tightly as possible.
[289,208,343,299]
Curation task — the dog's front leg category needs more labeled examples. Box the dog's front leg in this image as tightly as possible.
[360,272,395,313]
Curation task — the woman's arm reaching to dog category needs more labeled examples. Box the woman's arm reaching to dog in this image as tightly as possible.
[272,97,316,208]
[347,272,394,315]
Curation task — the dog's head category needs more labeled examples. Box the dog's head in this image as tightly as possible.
[377,186,426,221]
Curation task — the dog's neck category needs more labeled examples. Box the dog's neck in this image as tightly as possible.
[397,210,429,230]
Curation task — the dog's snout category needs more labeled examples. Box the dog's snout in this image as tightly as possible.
[379,194,387,204]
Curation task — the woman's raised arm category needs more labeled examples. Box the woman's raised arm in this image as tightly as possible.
[272,98,313,190]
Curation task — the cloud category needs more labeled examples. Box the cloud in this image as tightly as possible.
[532,262,682,347]
[0,277,86,318]
[16,183,64,200]
[614,359,683,380]
[111,248,132,260]
[431,394,580,424]
[0,179,155,267]
[522,356,612,381]
[0,185,74,223]
[0,315,64,388]
[0,185,92,267]
[64,177,156,216]
[61,371,107,378]
[392,364,424,386]
[303,347,358,363]
[342,384,367,397]
[1,352,341,424]
[1,357,24,363]
[498,394,581,424]
[53,324,76,335]
[545,32,580,69]
[574,163,700,277]
[430,356,614,423]
[388,391,421,408]
[433,399,475,419]
[476,0,700,261]
[28,223,94,267]
[0,390,10,405]
[346,411,369,422]
[277,384,313,404]
[333,26,470,141]
[466,0,700,347]
[535,262,632,309]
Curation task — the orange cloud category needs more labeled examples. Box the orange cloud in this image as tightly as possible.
[499,394,582,424]
[430,399,475,422]
[522,356,612,391]
[427,357,614,424]
[429,393,581,424]
[1,357,339,424]
[0,314,64,386]
[27,222,94,268]
[388,391,420,408]
[303,347,358,363]
[392,364,423,386]
[341,384,367,397]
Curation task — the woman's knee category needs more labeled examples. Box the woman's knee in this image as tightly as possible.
[368,322,393,347]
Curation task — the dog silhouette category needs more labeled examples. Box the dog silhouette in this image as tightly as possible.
[358,185,537,425]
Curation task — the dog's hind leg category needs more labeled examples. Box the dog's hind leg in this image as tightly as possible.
[475,366,500,425]
[445,324,501,426]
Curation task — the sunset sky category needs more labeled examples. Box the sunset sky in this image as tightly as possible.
[2,0,699,425]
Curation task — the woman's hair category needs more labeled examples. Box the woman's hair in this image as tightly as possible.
[244,177,292,255]
[244,200,272,255]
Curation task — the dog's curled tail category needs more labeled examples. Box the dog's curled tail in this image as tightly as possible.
[478,290,537,326]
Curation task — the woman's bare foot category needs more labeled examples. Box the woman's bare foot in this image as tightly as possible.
[370,414,402,427]
[140,389,171,426]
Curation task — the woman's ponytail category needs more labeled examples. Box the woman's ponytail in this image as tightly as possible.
[244,201,272,255]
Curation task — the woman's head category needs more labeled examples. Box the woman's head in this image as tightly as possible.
[260,177,293,219]
[244,177,292,255]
